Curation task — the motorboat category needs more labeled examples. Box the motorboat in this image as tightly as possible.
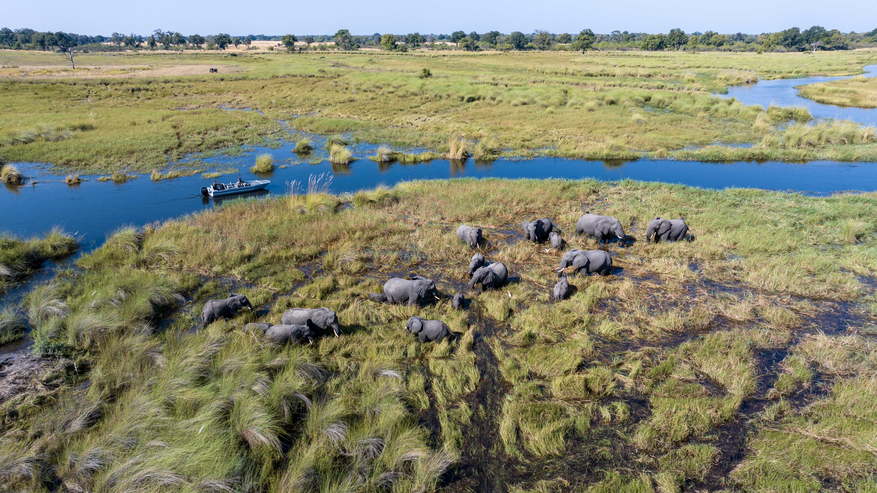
[201,180,270,197]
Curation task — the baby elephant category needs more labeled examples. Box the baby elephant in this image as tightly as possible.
[265,324,315,345]
[405,316,453,343]
[549,232,565,250]
[468,253,486,277]
[521,218,554,243]
[469,262,509,290]
[553,275,571,302]
[646,217,690,243]
[281,307,342,337]
[243,322,273,334]
[558,249,612,276]
[370,276,439,305]
[576,213,626,245]
[456,225,483,248]
[452,293,466,310]
[202,294,253,326]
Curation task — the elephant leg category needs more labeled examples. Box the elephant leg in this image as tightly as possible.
[419,332,429,343]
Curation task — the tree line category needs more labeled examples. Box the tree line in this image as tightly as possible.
[1,26,875,54]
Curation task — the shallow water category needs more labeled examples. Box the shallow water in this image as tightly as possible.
[719,64,877,125]
[4,144,877,249]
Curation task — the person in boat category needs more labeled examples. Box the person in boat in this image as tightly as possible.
[213,179,225,191]
[237,176,245,186]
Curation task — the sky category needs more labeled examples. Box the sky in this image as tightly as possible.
[2,0,875,36]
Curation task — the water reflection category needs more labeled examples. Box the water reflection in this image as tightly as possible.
[719,65,877,125]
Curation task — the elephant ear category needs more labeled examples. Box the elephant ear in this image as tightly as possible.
[656,220,671,237]
[596,220,611,236]
[409,318,423,333]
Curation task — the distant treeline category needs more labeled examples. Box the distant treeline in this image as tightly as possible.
[2,26,876,53]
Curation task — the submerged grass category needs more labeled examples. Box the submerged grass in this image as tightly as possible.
[2,179,877,491]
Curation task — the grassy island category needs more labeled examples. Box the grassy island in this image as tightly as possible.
[1,179,876,491]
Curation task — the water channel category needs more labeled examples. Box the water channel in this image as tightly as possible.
[3,65,877,304]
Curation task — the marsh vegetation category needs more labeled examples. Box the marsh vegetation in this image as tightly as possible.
[1,50,876,173]
[1,179,875,491]
[0,228,77,295]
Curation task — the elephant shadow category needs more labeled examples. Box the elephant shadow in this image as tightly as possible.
[609,265,625,276]
[336,323,370,337]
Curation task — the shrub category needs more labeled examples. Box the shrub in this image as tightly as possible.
[447,139,470,160]
[251,154,275,173]
[64,174,82,185]
[372,146,397,162]
[419,68,432,79]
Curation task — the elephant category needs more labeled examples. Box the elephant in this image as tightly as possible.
[370,276,440,305]
[553,275,571,302]
[469,262,509,290]
[265,324,316,345]
[456,225,483,248]
[452,293,466,310]
[558,249,612,276]
[468,253,486,277]
[576,213,626,245]
[202,294,253,325]
[405,316,453,343]
[549,232,565,250]
[646,217,690,243]
[520,218,554,243]
[243,322,273,334]
[281,307,342,337]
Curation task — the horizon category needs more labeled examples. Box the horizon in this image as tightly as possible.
[2,0,875,37]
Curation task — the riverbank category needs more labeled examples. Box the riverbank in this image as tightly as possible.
[799,75,877,108]
[0,228,77,296]
[1,179,875,491]
[2,50,877,172]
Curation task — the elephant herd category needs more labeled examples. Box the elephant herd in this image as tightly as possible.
[200,212,690,346]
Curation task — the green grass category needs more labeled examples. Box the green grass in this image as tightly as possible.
[1,179,877,491]
[250,153,274,173]
[1,50,877,173]
[799,74,877,108]
[0,228,78,294]
[150,167,205,181]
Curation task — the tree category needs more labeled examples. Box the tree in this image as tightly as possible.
[243,36,252,47]
[189,34,205,48]
[281,34,297,51]
[700,31,718,45]
[641,34,667,51]
[111,32,123,46]
[55,33,76,68]
[450,31,466,45]
[482,31,500,47]
[232,37,241,48]
[509,31,527,50]
[214,33,231,50]
[572,29,596,53]
[533,30,553,50]
[556,33,572,44]
[405,33,425,48]
[458,37,478,51]
[687,35,699,50]
[667,28,687,49]
[147,35,157,49]
[303,36,314,46]
[469,31,480,42]
[334,29,358,50]
[380,34,396,51]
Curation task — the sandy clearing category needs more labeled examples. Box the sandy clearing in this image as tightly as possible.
[0,63,246,79]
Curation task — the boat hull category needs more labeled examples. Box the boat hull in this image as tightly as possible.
[205,180,270,197]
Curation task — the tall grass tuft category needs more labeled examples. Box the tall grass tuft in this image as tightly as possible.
[447,139,470,160]
[1,164,24,185]
[0,305,27,345]
[65,174,82,185]
[294,139,314,154]
[781,121,876,148]
[250,154,275,173]
[372,146,397,163]
[472,139,499,161]
[328,144,354,164]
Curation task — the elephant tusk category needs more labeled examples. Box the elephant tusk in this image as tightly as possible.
[334,333,338,338]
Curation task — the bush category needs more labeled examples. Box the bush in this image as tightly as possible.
[64,174,82,185]
[419,68,432,79]
[251,154,275,173]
